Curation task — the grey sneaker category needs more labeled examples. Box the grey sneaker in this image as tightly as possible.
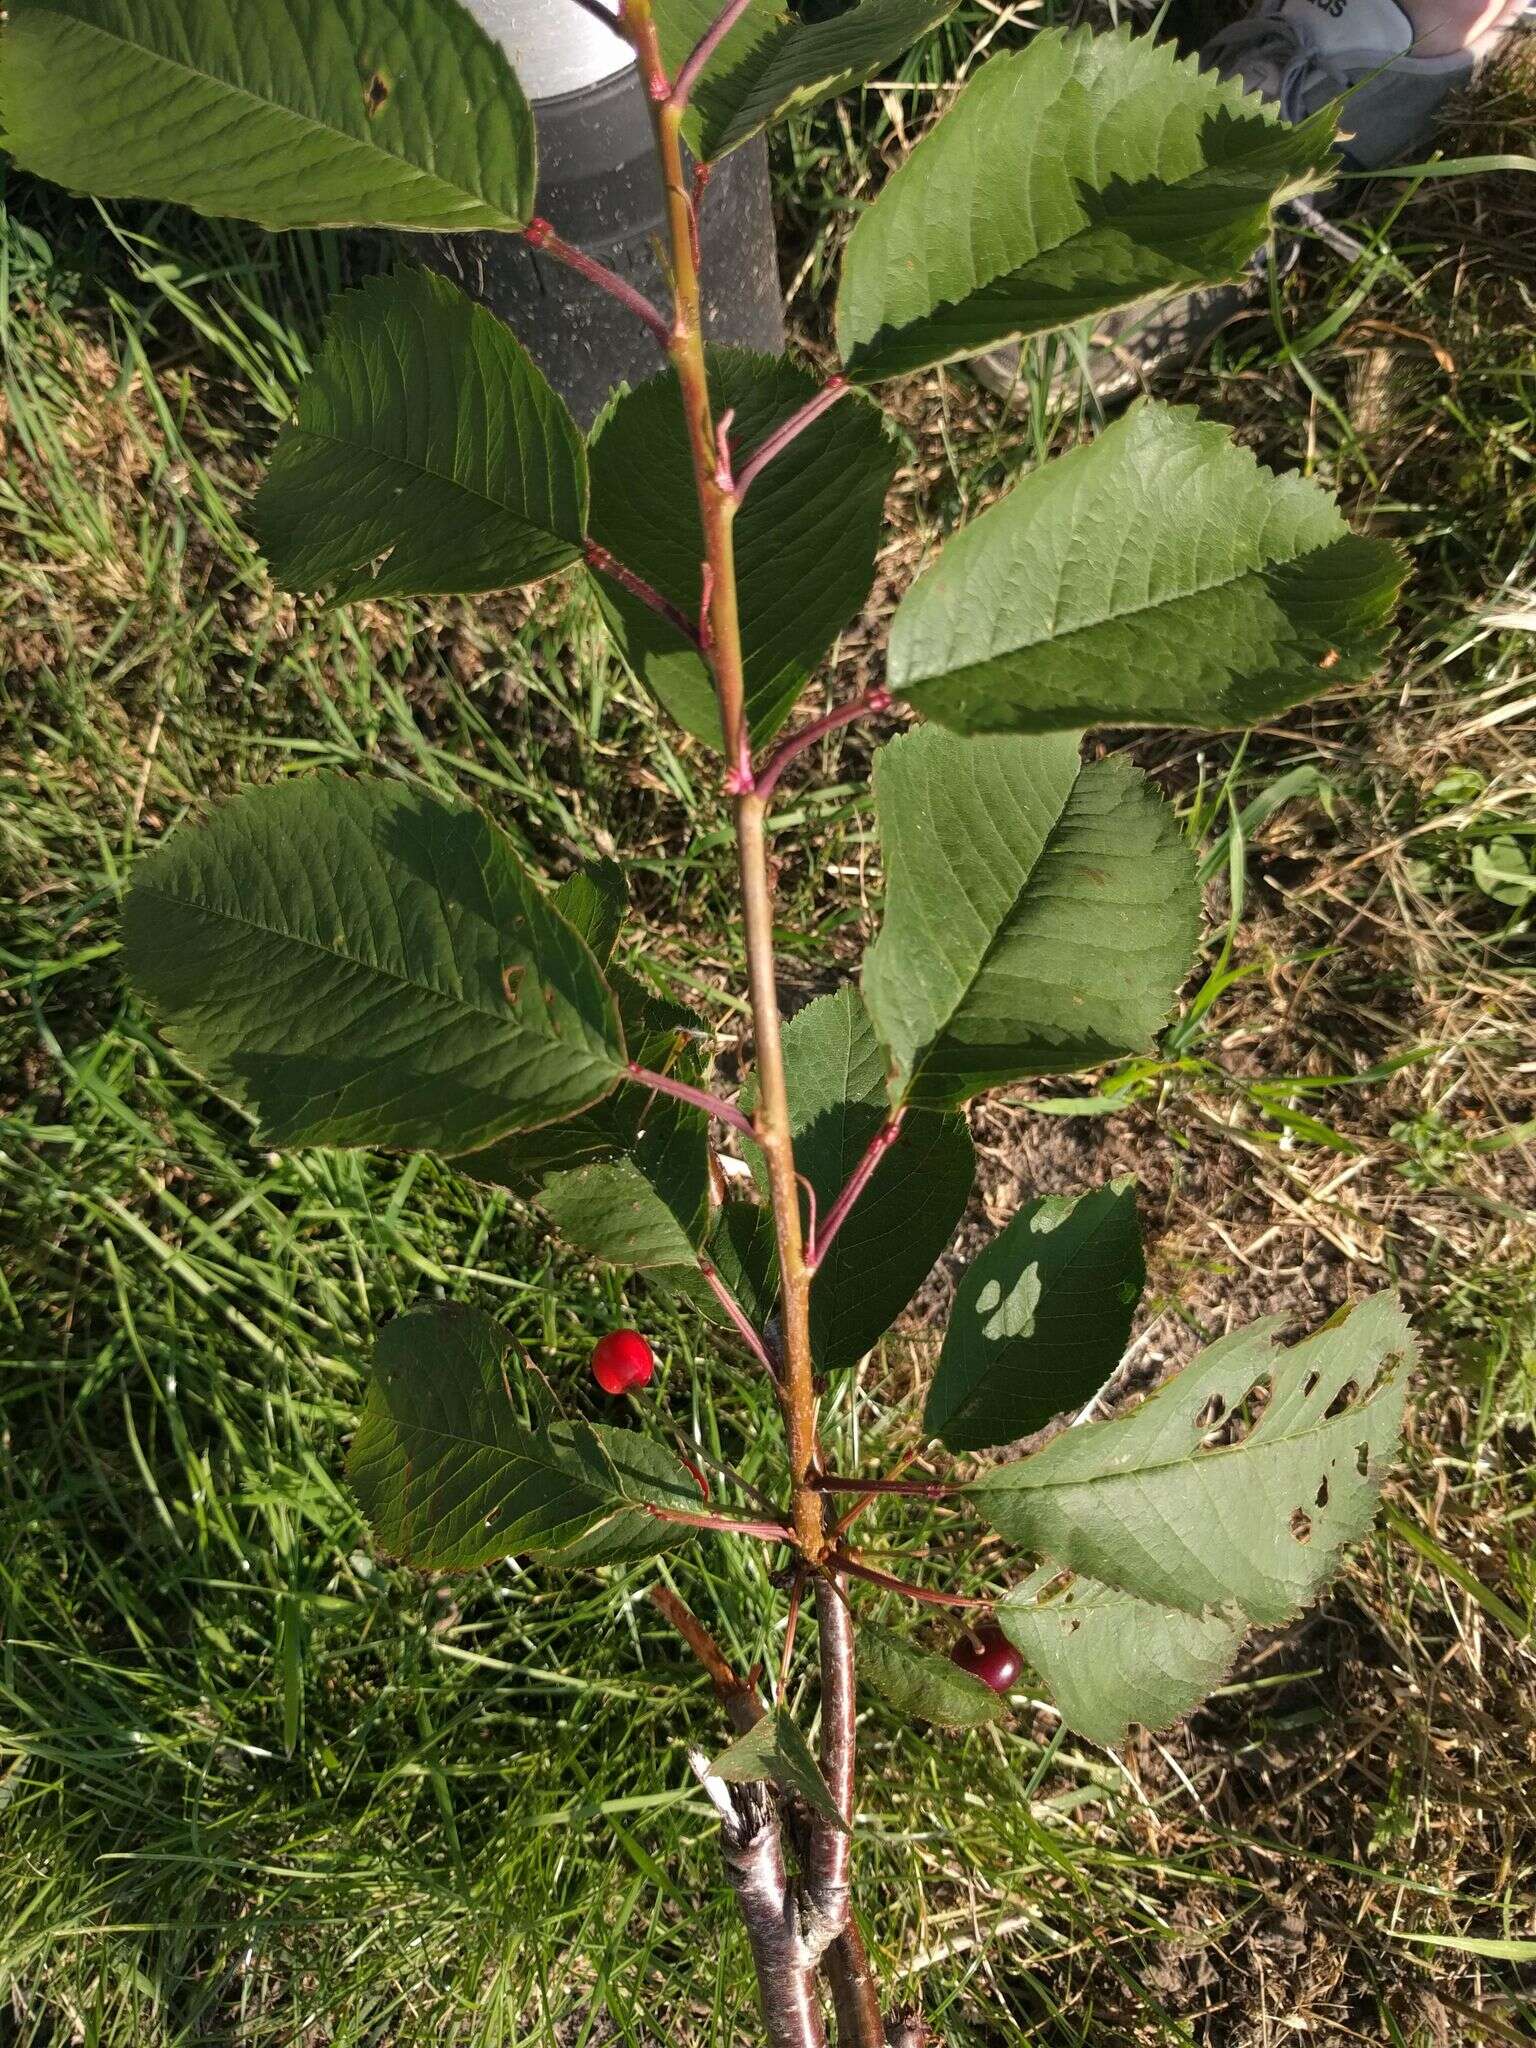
[1206,0,1480,170]
[971,0,1516,408]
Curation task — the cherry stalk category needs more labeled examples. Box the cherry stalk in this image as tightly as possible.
[613,4,877,2039]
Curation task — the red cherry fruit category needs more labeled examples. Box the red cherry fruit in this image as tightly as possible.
[950,1624,1021,1695]
[591,1328,656,1395]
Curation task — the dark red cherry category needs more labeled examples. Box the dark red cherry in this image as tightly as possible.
[950,1624,1021,1694]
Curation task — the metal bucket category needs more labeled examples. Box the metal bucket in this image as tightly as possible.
[419,1,785,425]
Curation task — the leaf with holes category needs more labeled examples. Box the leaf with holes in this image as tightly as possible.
[0,0,536,230]
[251,268,586,603]
[347,1304,689,1570]
[586,349,897,751]
[123,774,625,1154]
[886,404,1402,734]
[711,1709,848,1831]
[968,1292,1413,1625]
[743,988,974,1369]
[835,25,1336,380]
[653,0,958,162]
[997,1568,1245,1748]
[857,1621,1007,1729]
[862,727,1200,1110]
[925,1181,1144,1452]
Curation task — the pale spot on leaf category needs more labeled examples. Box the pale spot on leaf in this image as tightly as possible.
[976,1262,1042,1343]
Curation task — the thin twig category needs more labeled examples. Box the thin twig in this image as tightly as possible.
[794,1172,819,1253]
[832,1550,993,1611]
[699,1258,778,1377]
[628,1060,755,1138]
[523,218,670,345]
[828,1492,884,1546]
[585,541,699,644]
[644,1502,792,1542]
[625,0,820,1535]
[808,1111,906,1272]
[815,1473,957,1500]
[755,686,892,803]
[669,0,757,113]
[622,4,839,2035]
[734,377,851,504]
[665,1435,785,1522]
[736,792,822,1552]
[650,1585,761,1733]
[827,1455,938,1547]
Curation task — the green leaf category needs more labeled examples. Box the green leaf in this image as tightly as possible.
[835,25,1336,380]
[587,349,897,751]
[862,727,1200,1110]
[887,403,1401,735]
[528,1426,706,1570]
[1471,836,1536,908]
[653,0,957,162]
[745,989,974,1370]
[0,0,536,231]
[251,269,586,603]
[553,861,629,966]
[540,1092,712,1270]
[925,1182,1144,1453]
[857,1620,1006,1728]
[1381,1932,1536,1963]
[348,1304,681,1570]
[710,1710,848,1831]
[453,1113,623,1194]
[124,774,624,1153]
[692,1197,781,1334]
[609,966,699,1062]
[455,969,697,1200]
[997,1567,1244,1748]
[968,1292,1414,1625]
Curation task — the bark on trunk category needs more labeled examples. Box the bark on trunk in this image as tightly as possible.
[824,1922,888,2045]
[802,1571,855,1961]
[654,1587,887,2042]
[692,1756,828,2048]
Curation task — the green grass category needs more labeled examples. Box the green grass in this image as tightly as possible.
[5,16,1536,2044]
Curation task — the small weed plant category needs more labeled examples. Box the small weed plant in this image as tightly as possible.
[0,2,1416,2039]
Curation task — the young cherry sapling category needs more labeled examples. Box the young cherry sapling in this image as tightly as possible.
[0,0,1417,2040]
